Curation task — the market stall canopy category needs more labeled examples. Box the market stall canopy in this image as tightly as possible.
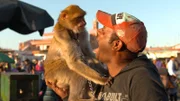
[0,52,15,63]
[0,0,54,36]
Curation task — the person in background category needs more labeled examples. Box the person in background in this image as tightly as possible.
[158,68,169,89]
[158,66,178,101]
[16,62,25,72]
[0,62,6,73]
[167,56,177,77]
[167,75,178,101]
[35,60,44,73]
[23,59,34,73]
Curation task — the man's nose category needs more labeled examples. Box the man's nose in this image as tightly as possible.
[96,30,102,41]
[97,29,103,37]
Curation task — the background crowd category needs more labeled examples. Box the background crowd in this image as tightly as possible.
[1,55,180,101]
[154,56,180,101]
[0,57,62,101]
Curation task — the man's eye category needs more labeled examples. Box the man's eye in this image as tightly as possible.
[102,29,105,35]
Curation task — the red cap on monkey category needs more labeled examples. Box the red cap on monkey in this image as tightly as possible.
[96,10,147,53]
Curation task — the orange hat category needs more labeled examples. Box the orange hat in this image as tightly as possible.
[96,10,147,53]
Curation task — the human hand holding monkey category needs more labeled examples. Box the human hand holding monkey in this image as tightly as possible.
[46,80,69,99]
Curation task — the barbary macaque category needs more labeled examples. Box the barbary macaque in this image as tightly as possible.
[44,5,108,101]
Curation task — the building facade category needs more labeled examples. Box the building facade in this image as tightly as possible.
[18,20,180,60]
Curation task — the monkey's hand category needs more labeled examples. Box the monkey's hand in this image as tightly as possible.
[86,58,109,77]
[105,76,114,87]
[99,76,110,85]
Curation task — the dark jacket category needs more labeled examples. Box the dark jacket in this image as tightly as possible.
[96,55,168,101]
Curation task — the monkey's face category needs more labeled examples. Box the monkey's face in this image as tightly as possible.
[59,5,87,34]
[71,16,86,34]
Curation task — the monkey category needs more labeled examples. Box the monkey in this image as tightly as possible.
[44,5,109,101]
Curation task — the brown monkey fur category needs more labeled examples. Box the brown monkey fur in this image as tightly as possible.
[44,5,108,101]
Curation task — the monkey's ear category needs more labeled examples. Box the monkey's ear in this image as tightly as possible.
[60,10,68,20]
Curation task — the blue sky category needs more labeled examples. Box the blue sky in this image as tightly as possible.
[0,0,180,50]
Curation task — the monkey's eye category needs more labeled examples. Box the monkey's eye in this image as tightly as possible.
[75,16,84,22]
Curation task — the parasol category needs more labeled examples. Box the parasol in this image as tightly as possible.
[0,0,54,36]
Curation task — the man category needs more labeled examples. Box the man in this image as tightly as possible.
[158,68,169,89]
[167,56,178,77]
[47,10,168,101]
[167,56,178,101]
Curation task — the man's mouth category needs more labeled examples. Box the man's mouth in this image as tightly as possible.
[93,48,99,53]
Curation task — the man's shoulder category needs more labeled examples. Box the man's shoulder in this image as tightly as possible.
[127,56,159,80]
[127,55,155,70]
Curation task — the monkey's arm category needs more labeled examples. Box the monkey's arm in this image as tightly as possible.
[79,30,108,77]
[79,30,95,57]
[54,30,108,85]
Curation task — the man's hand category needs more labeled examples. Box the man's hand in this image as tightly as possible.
[45,80,69,99]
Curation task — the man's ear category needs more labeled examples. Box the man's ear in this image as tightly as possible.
[112,40,123,51]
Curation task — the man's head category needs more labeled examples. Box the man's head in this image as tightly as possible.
[96,10,147,52]
[95,10,147,62]
[170,56,175,61]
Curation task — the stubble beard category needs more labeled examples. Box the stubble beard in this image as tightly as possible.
[95,48,100,60]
